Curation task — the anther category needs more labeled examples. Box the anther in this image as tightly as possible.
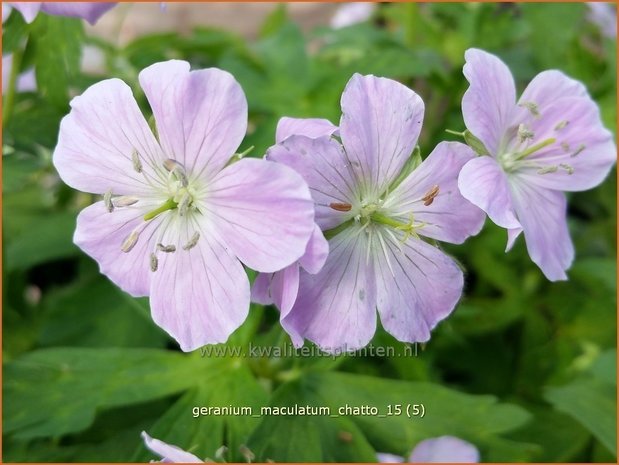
[121,229,140,253]
[157,243,176,253]
[519,101,540,117]
[571,144,585,157]
[113,196,139,207]
[421,185,440,206]
[178,193,191,216]
[537,165,558,175]
[164,158,188,187]
[150,253,158,272]
[104,189,114,213]
[560,163,574,175]
[518,124,534,143]
[561,142,571,152]
[182,231,200,250]
[329,202,352,212]
[131,150,143,173]
[554,120,569,131]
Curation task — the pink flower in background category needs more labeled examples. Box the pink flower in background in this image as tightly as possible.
[8,2,116,24]
[266,74,484,352]
[458,48,616,281]
[377,436,480,463]
[142,432,202,463]
[53,60,315,351]
[586,2,616,39]
[331,2,376,29]
[2,54,36,94]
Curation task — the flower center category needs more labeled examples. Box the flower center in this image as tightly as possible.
[105,153,203,272]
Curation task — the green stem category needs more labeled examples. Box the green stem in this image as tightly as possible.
[143,198,177,221]
[403,3,418,48]
[518,138,556,160]
[323,219,354,240]
[3,42,25,124]
[370,212,406,230]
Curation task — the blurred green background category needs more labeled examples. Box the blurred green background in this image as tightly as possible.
[2,2,616,462]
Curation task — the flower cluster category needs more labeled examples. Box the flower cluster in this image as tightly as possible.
[53,49,616,352]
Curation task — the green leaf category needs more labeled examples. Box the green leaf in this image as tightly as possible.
[259,3,288,38]
[134,364,268,462]
[2,10,29,54]
[5,211,80,271]
[545,378,616,455]
[247,380,377,462]
[3,348,213,439]
[30,16,84,108]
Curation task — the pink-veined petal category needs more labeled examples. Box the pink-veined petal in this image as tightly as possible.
[205,158,315,273]
[74,200,165,297]
[374,231,464,343]
[339,73,424,197]
[270,264,301,318]
[462,48,516,156]
[150,219,250,351]
[41,2,116,24]
[384,142,485,244]
[267,135,358,231]
[9,2,41,22]
[506,227,523,252]
[275,116,338,143]
[282,225,377,352]
[299,224,329,274]
[516,70,588,119]
[138,61,247,181]
[250,273,273,305]
[516,97,616,191]
[510,176,574,281]
[458,156,521,229]
[409,436,480,463]
[53,78,166,196]
[141,432,203,463]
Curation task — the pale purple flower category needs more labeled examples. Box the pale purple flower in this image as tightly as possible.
[331,2,376,29]
[52,60,315,351]
[265,74,485,352]
[142,432,203,463]
[586,2,616,39]
[8,2,116,24]
[377,436,480,463]
[458,48,616,281]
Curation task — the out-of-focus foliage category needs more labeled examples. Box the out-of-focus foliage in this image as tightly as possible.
[3,3,616,462]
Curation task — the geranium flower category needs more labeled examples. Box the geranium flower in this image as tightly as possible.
[53,60,315,351]
[457,48,616,281]
[377,436,480,463]
[142,432,203,463]
[7,2,116,24]
[264,74,485,352]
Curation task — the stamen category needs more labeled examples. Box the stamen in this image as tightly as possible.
[537,165,558,175]
[104,189,114,213]
[182,231,200,250]
[554,120,569,131]
[113,196,139,207]
[421,185,440,206]
[329,202,352,212]
[121,229,140,253]
[150,253,158,272]
[518,137,556,159]
[571,144,586,157]
[519,101,540,117]
[518,124,534,143]
[178,193,191,216]
[561,142,571,152]
[157,243,176,253]
[131,150,143,173]
[560,163,574,175]
[164,158,188,187]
